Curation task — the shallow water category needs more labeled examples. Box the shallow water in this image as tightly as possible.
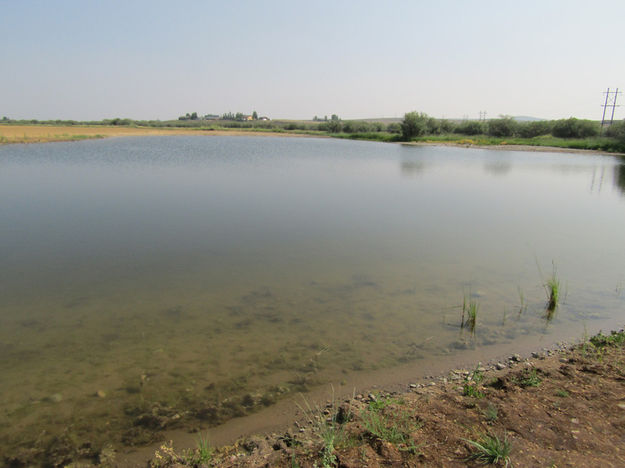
[1,136,624,461]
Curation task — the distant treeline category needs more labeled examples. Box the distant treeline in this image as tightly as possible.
[396,112,625,152]
[399,112,614,140]
[2,113,624,151]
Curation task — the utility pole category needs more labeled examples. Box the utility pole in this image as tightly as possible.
[601,88,621,133]
[478,111,487,122]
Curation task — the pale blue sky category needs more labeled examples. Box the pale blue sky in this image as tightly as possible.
[1,0,623,121]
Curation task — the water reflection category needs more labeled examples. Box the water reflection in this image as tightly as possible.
[400,159,426,176]
[590,166,607,194]
[613,160,625,196]
[483,160,512,176]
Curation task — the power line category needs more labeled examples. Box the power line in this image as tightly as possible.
[601,88,621,133]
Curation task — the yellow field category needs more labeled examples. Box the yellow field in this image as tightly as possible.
[0,124,300,144]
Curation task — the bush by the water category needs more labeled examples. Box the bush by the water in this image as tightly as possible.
[401,112,429,140]
[606,121,625,142]
[454,120,485,136]
[517,120,552,138]
[552,118,599,138]
[487,117,517,137]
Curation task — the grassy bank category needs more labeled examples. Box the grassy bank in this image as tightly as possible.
[3,123,624,156]
[403,134,625,153]
[142,328,625,467]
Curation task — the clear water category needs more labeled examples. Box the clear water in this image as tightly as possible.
[1,136,624,460]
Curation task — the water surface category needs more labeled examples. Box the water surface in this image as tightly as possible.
[1,136,624,460]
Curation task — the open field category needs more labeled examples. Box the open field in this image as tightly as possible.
[0,124,311,144]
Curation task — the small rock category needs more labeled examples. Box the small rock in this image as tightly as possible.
[496,362,506,370]
[559,358,569,363]
[46,393,63,403]
[96,390,106,398]
[618,403,625,410]
[367,393,377,401]
[531,351,541,358]
[477,367,486,373]
[428,382,436,386]
[510,354,521,362]
[409,383,417,389]
[571,418,579,424]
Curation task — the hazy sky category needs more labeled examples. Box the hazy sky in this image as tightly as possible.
[2,0,624,121]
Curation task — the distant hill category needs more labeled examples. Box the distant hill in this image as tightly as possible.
[512,115,545,122]
[355,116,546,123]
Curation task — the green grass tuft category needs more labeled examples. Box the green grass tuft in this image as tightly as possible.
[464,432,511,466]
[519,369,542,388]
[589,330,625,348]
[546,274,560,312]
[296,389,352,467]
[462,367,485,398]
[361,396,421,453]
[461,294,479,333]
[482,403,498,423]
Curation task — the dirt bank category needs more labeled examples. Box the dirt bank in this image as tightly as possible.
[107,328,625,467]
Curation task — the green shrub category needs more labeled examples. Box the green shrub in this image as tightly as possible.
[454,120,485,136]
[439,119,456,133]
[606,121,625,142]
[401,112,429,140]
[552,118,599,138]
[487,117,517,137]
[387,122,402,134]
[517,120,552,138]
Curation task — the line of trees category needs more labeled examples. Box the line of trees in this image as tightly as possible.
[3,112,623,147]
[399,112,617,141]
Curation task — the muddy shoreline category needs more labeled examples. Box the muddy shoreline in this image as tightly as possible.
[110,323,623,466]
[133,327,625,467]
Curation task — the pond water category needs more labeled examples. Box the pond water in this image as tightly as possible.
[1,135,624,462]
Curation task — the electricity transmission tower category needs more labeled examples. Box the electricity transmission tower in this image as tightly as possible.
[601,88,621,132]
[478,111,487,122]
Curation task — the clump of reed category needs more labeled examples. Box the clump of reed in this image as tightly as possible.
[545,273,560,312]
[536,260,562,321]
[461,294,479,333]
